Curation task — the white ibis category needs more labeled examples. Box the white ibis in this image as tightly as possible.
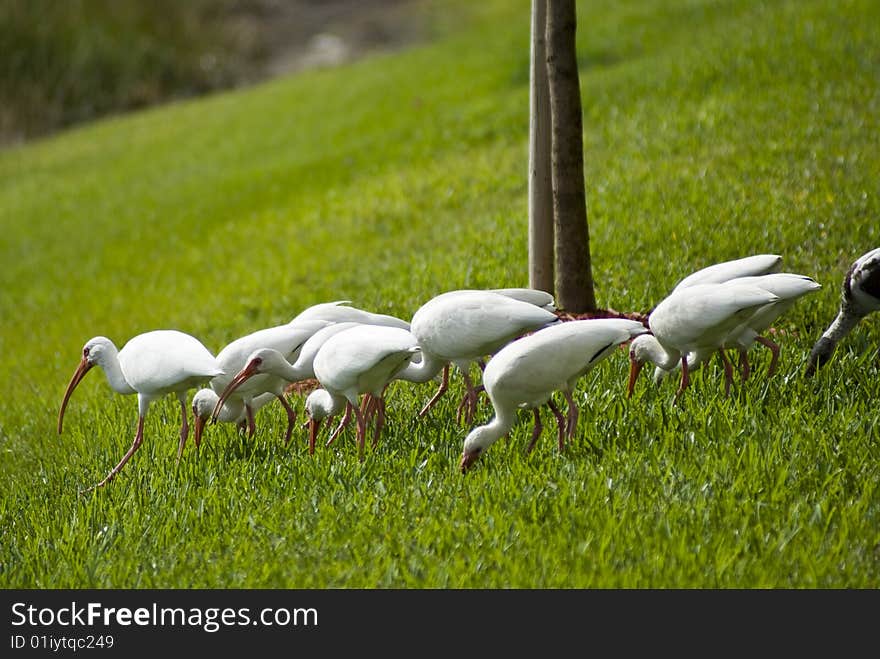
[210,321,362,453]
[398,288,560,424]
[648,254,785,384]
[656,273,822,389]
[459,318,648,472]
[704,273,820,379]
[289,300,411,329]
[490,288,556,311]
[191,389,275,450]
[806,247,880,376]
[58,330,223,491]
[628,282,780,400]
[672,254,783,291]
[304,324,421,460]
[205,318,330,446]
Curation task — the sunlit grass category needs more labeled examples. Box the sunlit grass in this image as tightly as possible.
[1,0,878,588]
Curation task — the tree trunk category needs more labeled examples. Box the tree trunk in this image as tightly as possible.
[528,0,554,295]
[545,0,596,312]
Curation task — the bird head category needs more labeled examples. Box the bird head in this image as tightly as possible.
[627,335,652,398]
[192,389,221,448]
[459,425,497,473]
[57,336,115,434]
[210,354,264,423]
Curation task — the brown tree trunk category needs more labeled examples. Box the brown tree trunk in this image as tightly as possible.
[528,0,554,295]
[545,0,596,312]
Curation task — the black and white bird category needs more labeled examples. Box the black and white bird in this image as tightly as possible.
[806,247,880,376]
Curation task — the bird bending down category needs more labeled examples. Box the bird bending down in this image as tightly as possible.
[655,273,821,388]
[289,300,411,330]
[192,389,276,449]
[203,318,330,447]
[399,288,560,425]
[671,254,783,291]
[58,330,223,491]
[459,318,648,472]
[628,282,780,400]
[304,324,421,460]
[211,321,364,453]
[806,247,880,376]
[650,253,785,384]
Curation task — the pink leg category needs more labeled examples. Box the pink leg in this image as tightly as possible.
[419,364,450,417]
[456,370,481,425]
[675,354,691,401]
[562,390,579,440]
[525,408,543,454]
[276,394,298,446]
[755,335,780,376]
[738,349,750,382]
[176,394,189,462]
[326,402,353,447]
[718,349,734,397]
[86,415,146,492]
[547,398,567,452]
[353,403,367,462]
[371,397,386,448]
[360,393,372,416]
[245,404,256,439]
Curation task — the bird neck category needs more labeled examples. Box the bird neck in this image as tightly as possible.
[463,412,515,456]
[307,389,345,420]
[266,356,309,383]
[395,349,446,383]
[95,345,136,395]
[645,336,681,371]
[822,308,862,343]
[215,397,246,423]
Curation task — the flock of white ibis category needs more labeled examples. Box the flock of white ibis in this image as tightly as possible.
[57,248,880,491]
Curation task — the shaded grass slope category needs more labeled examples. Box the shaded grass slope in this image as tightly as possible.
[1,0,878,588]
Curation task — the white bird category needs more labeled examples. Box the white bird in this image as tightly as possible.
[459,318,648,472]
[191,389,276,449]
[206,318,331,445]
[398,288,560,424]
[671,254,783,291]
[210,321,364,453]
[656,273,822,389]
[489,288,556,311]
[628,283,780,400]
[304,324,421,460]
[806,247,880,376]
[57,330,223,491]
[651,253,784,385]
[289,300,411,330]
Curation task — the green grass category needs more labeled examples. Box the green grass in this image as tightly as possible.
[1,0,879,588]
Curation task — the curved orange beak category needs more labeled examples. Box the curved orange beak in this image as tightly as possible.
[58,356,93,434]
[459,450,481,473]
[308,417,319,455]
[193,409,207,450]
[627,358,643,398]
[211,360,260,423]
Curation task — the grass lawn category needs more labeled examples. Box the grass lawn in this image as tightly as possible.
[0,0,878,588]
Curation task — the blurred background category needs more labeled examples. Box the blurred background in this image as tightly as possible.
[0,0,423,147]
